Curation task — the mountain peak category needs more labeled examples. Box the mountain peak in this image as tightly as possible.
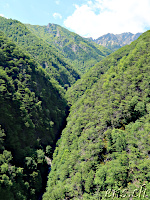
[92,32,142,51]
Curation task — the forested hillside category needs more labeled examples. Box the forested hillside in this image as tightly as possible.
[43,31,150,200]
[66,40,138,105]
[1,15,150,200]
[0,17,80,89]
[0,32,68,200]
[26,23,112,74]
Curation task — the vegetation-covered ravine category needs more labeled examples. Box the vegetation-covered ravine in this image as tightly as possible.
[0,31,69,200]
[0,16,150,200]
[43,30,150,200]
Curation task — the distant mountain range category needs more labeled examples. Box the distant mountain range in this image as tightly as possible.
[87,32,142,51]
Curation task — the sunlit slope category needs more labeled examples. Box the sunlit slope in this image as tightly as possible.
[43,30,150,200]
[26,23,112,74]
[0,17,80,89]
[66,36,138,105]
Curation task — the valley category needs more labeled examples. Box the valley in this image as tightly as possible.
[0,16,150,200]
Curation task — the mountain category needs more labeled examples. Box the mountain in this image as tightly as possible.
[43,30,150,200]
[66,40,136,105]
[0,17,112,199]
[1,15,150,200]
[0,17,80,90]
[89,32,142,52]
[25,23,112,74]
[0,31,68,200]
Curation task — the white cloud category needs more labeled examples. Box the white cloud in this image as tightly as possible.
[64,0,150,39]
[0,14,8,19]
[53,12,62,19]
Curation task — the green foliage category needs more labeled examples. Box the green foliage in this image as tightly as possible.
[0,32,68,199]
[65,37,139,105]
[46,145,52,157]
[37,149,45,164]
[43,30,150,199]
[0,125,5,150]
[26,23,112,74]
[0,16,80,89]
[1,16,150,200]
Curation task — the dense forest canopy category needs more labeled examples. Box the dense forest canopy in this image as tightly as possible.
[65,39,138,105]
[0,15,150,200]
[0,16,80,90]
[0,31,68,200]
[26,23,112,74]
[43,30,150,200]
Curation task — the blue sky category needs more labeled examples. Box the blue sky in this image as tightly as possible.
[0,0,80,25]
[1,0,150,39]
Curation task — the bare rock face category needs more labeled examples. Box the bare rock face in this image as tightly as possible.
[56,28,60,37]
[93,32,142,51]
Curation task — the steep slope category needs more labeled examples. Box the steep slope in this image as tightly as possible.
[0,32,68,200]
[25,23,112,74]
[43,31,150,200]
[89,32,142,52]
[66,39,137,105]
[0,17,80,89]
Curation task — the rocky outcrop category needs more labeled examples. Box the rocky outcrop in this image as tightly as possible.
[92,32,142,51]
